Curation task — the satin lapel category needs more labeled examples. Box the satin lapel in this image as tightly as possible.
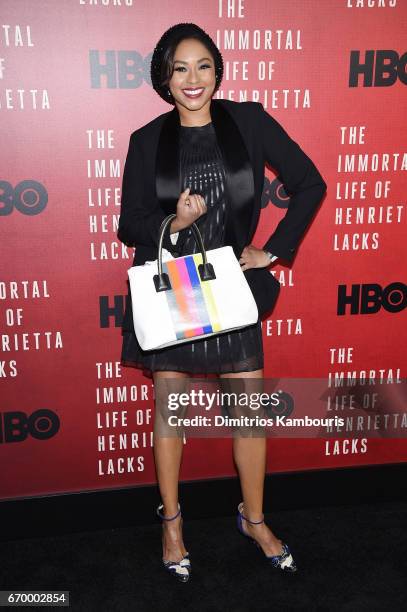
[155,99,255,257]
[155,107,180,215]
[211,99,255,258]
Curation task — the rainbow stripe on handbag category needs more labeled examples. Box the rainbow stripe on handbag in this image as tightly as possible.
[162,253,222,340]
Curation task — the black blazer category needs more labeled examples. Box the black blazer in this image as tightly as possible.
[118,98,327,333]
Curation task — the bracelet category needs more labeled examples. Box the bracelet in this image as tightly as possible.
[263,250,278,263]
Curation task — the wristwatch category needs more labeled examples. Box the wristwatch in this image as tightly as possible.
[263,250,278,263]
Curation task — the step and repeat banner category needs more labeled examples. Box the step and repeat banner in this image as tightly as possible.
[1,0,406,501]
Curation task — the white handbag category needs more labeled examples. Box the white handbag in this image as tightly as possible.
[128,214,258,350]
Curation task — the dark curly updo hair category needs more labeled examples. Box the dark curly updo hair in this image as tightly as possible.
[150,23,224,105]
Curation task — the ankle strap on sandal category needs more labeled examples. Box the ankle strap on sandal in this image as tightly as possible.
[238,502,264,524]
[157,502,181,521]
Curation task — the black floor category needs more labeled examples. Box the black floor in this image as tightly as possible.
[1,499,406,611]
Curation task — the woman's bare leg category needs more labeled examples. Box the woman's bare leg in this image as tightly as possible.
[219,369,284,556]
[153,370,189,562]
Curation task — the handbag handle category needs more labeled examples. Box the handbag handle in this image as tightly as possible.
[153,213,216,292]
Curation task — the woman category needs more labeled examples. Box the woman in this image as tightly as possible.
[118,23,327,582]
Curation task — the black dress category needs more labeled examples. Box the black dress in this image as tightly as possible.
[121,121,264,377]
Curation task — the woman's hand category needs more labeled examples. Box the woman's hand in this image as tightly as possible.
[239,245,272,271]
[171,187,207,232]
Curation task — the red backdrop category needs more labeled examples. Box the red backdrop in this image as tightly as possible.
[1,0,406,501]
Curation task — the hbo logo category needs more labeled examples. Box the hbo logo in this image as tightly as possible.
[0,409,60,443]
[0,180,48,216]
[337,282,406,315]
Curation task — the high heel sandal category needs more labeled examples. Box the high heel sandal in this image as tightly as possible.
[156,502,191,582]
[236,502,297,572]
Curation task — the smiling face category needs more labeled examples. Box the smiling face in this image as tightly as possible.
[168,37,216,117]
